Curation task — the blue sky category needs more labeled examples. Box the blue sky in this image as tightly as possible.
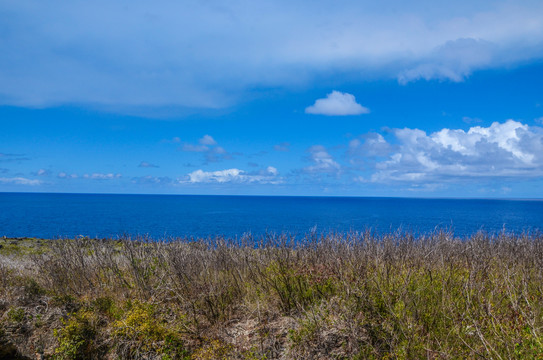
[1,0,543,197]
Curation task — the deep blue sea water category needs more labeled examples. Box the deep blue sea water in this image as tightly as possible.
[0,192,542,239]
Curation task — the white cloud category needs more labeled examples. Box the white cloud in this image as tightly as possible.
[83,173,122,180]
[181,135,231,163]
[305,91,369,116]
[348,133,391,166]
[36,169,50,176]
[3,1,543,112]
[352,120,543,183]
[0,177,42,186]
[304,145,341,174]
[58,172,78,179]
[214,146,227,154]
[186,167,280,184]
[266,166,278,176]
[398,38,497,83]
[199,135,217,146]
[536,117,543,124]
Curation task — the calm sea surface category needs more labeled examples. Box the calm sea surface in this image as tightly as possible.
[0,192,542,239]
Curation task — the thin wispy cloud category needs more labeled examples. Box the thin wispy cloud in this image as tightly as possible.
[181,135,231,163]
[305,91,369,116]
[0,177,42,186]
[58,172,78,179]
[161,137,181,144]
[182,135,218,152]
[0,153,30,162]
[185,167,280,184]
[462,116,483,124]
[83,173,122,180]
[398,38,497,84]
[182,144,210,152]
[274,142,290,152]
[35,169,50,176]
[131,176,174,185]
[138,161,159,168]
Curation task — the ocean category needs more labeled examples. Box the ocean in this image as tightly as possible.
[1,192,542,239]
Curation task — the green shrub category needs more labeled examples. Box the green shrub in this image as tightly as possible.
[261,261,337,314]
[53,310,100,360]
[191,339,234,360]
[112,301,189,359]
[23,278,46,298]
[91,296,120,319]
[6,307,26,323]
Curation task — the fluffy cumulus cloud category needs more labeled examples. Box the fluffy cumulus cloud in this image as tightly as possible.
[350,120,543,183]
[186,166,280,184]
[0,177,42,186]
[305,91,369,116]
[2,1,543,112]
[304,145,341,174]
[199,135,217,146]
[349,133,392,165]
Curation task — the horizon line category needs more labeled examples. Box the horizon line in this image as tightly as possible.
[0,191,541,201]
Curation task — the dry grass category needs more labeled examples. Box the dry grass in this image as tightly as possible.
[1,230,543,359]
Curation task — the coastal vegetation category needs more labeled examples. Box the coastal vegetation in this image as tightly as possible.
[1,231,543,359]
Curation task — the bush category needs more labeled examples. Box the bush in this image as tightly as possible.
[112,301,189,359]
[53,310,101,360]
[6,307,26,324]
[1,231,543,359]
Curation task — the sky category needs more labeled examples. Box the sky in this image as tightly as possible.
[1,0,543,197]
